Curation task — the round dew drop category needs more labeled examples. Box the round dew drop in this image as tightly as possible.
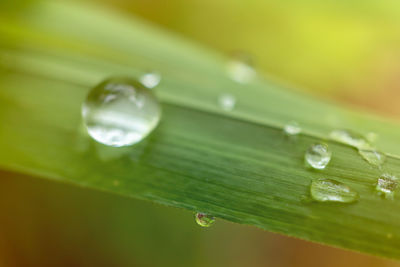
[82,78,161,147]
[284,121,301,136]
[139,71,161,89]
[366,132,378,144]
[305,143,332,170]
[310,179,359,203]
[195,212,216,227]
[218,93,236,111]
[226,52,256,84]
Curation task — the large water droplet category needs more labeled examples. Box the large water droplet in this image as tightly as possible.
[195,212,215,227]
[139,71,161,89]
[305,143,332,170]
[330,129,371,149]
[376,174,398,199]
[227,52,256,84]
[358,149,386,167]
[82,78,161,147]
[310,179,358,203]
[218,93,236,111]
[284,121,301,136]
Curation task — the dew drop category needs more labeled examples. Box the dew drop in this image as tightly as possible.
[218,93,236,111]
[366,132,378,144]
[284,121,301,136]
[329,129,371,149]
[305,143,332,170]
[227,52,256,84]
[310,179,359,203]
[195,212,215,227]
[82,78,161,147]
[358,149,386,167]
[139,71,161,89]
[376,173,398,199]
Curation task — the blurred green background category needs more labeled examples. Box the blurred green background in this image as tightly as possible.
[2,0,400,266]
[103,0,400,118]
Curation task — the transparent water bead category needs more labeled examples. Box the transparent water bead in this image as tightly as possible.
[305,143,332,170]
[195,212,215,227]
[376,174,398,199]
[284,121,301,136]
[218,93,236,111]
[329,129,371,149]
[310,179,359,203]
[227,52,256,84]
[366,132,378,144]
[358,149,386,167]
[139,71,161,89]
[82,78,161,147]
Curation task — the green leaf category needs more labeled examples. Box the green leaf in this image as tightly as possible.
[1,0,400,259]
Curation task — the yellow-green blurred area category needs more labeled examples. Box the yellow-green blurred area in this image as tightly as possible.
[99,0,400,118]
[2,0,400,266]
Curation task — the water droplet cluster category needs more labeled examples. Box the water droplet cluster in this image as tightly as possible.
[80,58,396,230]
[291,127,393,204]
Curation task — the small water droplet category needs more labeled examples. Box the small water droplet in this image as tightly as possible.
[330,129,371,149]
[305,143,332,170]
[366,132,378,144]
[227,52,256,84]
[284,121,301,136]
[139,71,161,89]
[82,78,161,147]
[218,93,236,111]
[195,212,215,227]
[310,179,359,203]
[358,149,386,167]
[376,173,398,199]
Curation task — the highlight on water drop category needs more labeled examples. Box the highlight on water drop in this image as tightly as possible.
[226,52,256,84]
[195,212,216,227]
[305,143,332,170]
[218,93,236,111]
[139,71,161,89]
[284,121,301,136]
[376,173,398,199]
[310,178,359,203]
[82,77,161,147]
